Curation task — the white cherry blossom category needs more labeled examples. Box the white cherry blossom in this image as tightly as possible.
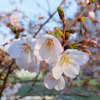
[52,49,89,79]
[3,83,21,100]
[44,72,65,91]
[34,34,62,63]
[8,37,39,72]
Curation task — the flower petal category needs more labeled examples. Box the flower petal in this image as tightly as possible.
[35,36,46,46]
[45,49,56,63]
[44,73,54,89]
[53,38,62,55]
[16,51,32,69]
[63,63,80,78]
[55,76,65,90]
[68,50,89,65]
[52,65,63,79]
[10,39,24,44]
[34,44,45,61]
[8,43,22,58]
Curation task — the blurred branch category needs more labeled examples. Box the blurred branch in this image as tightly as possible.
[13,76,44,99]
[0,60,15,99]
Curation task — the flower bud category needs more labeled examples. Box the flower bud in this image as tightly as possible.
[6,23,13,27]
[54,27,61,31]
[46,30,51,34]
[85,0,90,4]
[78,45,87,49]
[53,27,63,40]
[65,32,70,40]
[83,49,92,56]
[89,40,98,47]
[20,28,25,32]
[88,8,95,20]
[95,3,99,8]
[79,40,89,45]
[57,6,64,20]
[78,17,82,22]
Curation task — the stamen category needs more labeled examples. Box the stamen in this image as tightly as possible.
[4,90,7,93]
[20,43,31,55]
[60,53,72,67]
[50,77,58,81]
[44,39,53,51]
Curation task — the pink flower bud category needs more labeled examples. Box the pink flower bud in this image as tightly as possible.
[88,8,95,20]
[89,40,98,47]
[78,45,87,49]
[79,40,89,45]
[85,0,90,4]
[46,30,51,34]
[83,49,92,56]
[95,3,99,8]
[20,28,25,32]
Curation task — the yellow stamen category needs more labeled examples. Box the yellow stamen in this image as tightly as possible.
[44,39,53,51]
[20,43,31,55]
[50,77,58,81]
[60,53,72,67]
[4,90,7,93]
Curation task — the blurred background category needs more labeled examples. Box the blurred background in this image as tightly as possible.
[0,0,100,100]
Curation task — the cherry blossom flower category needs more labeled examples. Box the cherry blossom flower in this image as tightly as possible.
[8,37,39,72]
[3,83,21,100]
[52,49,89,79]
[44,72,65,91]
[34,34,62,63]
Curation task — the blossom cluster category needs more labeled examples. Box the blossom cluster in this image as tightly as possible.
[3,83,21,99]
[8,34,89,90]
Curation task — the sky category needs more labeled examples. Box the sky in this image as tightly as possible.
[0,0,77,46]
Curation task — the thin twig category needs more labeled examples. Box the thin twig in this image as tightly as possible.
[46,0,51,15]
